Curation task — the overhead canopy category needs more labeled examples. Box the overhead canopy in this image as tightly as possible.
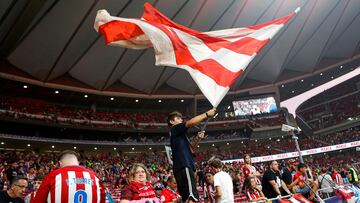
[1,0,360,99]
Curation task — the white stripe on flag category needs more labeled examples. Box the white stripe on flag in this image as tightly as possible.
[109,34,150,49]
[83,172,93,203]
[55,174,62,203]
[205,27,256,39]
[205,24,284,41]
[47,192,51,203]
[208,48,254,73]
[68,171,76,203]
[180,64,229,107]
[95,176,101,203]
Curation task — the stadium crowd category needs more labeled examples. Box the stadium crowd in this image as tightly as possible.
[0,92,358,130]
[0,127,359,203]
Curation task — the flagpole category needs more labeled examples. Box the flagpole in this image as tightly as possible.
[200,113,218,131]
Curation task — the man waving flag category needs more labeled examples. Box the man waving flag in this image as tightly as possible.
[94,3,299,107]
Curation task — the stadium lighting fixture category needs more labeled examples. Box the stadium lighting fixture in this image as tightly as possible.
[158,99,162,103]
[110,97,114,101]
[84,95,88,98]
[55,90,59,94]
[23,85,28,89]
[181,99,184,102]
[135,99,139,102]
[1,142,4,145]
[51,145,55,148]
[27,144,31,147]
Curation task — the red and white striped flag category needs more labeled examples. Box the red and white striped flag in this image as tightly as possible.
[94,3,299,107]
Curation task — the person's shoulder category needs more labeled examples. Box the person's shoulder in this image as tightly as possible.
[170,123,186,132]
[0,190,6,197]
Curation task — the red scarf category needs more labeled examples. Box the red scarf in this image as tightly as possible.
[122,181,157,200]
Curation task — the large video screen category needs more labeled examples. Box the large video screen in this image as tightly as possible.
[232,96,278,116]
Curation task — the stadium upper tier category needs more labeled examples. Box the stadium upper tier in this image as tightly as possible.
[0,92,358,131]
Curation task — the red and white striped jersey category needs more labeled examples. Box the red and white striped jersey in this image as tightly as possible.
[24,191,36,203]
[332,172,343,185]
[246,188,261,202]
[31,166,106,203]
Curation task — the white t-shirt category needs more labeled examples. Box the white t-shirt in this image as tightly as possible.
[318,173,334,193]
[214,171,234,203]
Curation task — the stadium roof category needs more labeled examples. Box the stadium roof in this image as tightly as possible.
[0,0,360,100]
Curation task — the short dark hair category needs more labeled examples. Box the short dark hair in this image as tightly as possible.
[268,160,277,168]
[58,150,79,162]
[34,174,45,181]
[209,158,223,169]
[167,176,175,183]
[167,111,182,127]
[11,176,27,185]
[298,163,307,170]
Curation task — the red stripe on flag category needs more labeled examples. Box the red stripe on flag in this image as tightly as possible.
[144,21,243,87]
[142,2,291,54]
[99,20,144,44]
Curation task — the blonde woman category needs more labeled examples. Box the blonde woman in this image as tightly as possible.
[120,163,160,203]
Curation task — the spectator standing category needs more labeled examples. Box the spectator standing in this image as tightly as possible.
[167,108,216,203]
[32,150,106,203]
[209,159,234,203]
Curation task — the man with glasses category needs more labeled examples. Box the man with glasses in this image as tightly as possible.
[0,176,28,203]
